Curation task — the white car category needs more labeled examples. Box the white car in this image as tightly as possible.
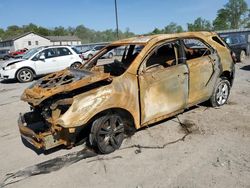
[0,46,83,82]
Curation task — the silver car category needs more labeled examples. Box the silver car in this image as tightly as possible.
[82,45,114,59]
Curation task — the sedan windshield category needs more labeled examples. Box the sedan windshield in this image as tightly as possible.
[22,48,42,60]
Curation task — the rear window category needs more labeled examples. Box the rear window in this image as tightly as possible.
[57,48,72,56]
[94,45,105,50]
[212,36,225,47]
[71,47,81,54]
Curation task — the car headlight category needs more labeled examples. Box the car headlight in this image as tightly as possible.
[5,64,16,70]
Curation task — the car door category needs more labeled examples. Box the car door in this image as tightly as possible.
[34,48,58,75]
[139,40,189,126]
[55,47,74,70]
[182,38,220,106]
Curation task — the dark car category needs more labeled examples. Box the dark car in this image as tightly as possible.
[0,49,10,60]
[220,34,250,62]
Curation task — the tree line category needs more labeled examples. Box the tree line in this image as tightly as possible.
[0,0,249,43]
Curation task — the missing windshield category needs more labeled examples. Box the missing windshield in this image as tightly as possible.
[84,44,144,76]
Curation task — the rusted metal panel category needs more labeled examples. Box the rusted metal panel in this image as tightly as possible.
[58,72,140,129]
[21,69,111,106]
[139,64,188,125]
[187,56,216,105]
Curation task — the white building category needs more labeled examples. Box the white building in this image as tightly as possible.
[47,36,82,46]
[0,32,82,52]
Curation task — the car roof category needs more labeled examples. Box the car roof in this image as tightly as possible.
[111,31,217,45]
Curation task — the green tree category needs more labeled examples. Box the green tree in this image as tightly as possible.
[0,28,4,41]
[23,23,38,33]
[213,0,250,30]
[3,25,23,39]
[213,9,231,30]
[187,17,213,31]
[37,26,51,36]
[53,26,68,36]
[151,28,163,34]
[164,22,183,33]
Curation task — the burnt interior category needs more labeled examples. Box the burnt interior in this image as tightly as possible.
[85,44,144,76]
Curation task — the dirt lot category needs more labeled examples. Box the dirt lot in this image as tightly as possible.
[0,59,250,188]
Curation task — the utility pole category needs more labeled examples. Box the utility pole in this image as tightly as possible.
[114,0,119,39]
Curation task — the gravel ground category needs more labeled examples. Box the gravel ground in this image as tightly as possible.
[0,59,250,188]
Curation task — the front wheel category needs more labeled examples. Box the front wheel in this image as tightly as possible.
[70,62,82,69]
[88,54,93,59]
[16,68,34,83]
[210,78,230,107]
[90,114,124,154]
[108,53,113,59]
[3,56,9,60]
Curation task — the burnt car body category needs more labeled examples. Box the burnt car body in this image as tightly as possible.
[19,32,235,154]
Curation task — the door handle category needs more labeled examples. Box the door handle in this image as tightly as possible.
[183,72,189,75]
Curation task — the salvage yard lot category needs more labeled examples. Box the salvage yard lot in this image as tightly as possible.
[0,59,250,188]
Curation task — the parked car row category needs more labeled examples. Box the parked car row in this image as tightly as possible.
[0,46,83,82]
[74,44,116,60]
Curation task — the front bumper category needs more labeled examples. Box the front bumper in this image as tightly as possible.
[0,68,16,79]
[18,113,65,150]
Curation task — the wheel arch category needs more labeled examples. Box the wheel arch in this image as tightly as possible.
[87,107,136,130]
[70,61,82,67]
[71,61,82,65]
[220,70,234,86]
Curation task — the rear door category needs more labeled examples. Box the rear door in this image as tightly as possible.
[182,38,220,106]
[55,47,74,70]
[34,48,58,74]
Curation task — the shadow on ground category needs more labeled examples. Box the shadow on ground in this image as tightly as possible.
[240,65,250,71]
[0,79,18,84]
[1,103,205,187]
[0,76,42,84]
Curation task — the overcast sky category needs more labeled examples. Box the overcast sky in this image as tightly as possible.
[0,0,250,34]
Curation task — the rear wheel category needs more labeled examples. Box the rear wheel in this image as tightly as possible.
[108,53,113,59]
[88,54,93,59]
[3,56,9,60]
[210,78,230,107]
[90,114,124,154]
[240,50,246,62]
[70,62,82,69]
[16,68,34,83]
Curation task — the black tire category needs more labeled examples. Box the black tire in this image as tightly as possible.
[88,54,93,59]
[108,53,113,59]
[3,56,9,60]
[210,78,231,107]
[240,50,246,62]
[16,68,34,83]
[70,62,82,69]
[90,114,124,154]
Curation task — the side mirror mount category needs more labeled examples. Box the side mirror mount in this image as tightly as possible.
[39,55,45,61]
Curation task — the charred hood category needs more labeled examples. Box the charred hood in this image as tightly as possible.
[21,68,112,106]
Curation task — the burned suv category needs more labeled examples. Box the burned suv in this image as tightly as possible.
[19,32,235,154]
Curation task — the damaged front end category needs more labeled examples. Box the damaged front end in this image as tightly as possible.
[18,98,75,150]
[19,68,112,150]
